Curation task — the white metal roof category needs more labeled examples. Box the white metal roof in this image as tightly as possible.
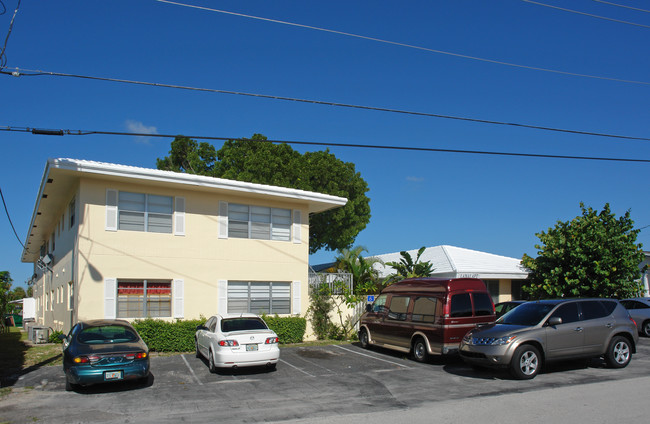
[372,245,529,280]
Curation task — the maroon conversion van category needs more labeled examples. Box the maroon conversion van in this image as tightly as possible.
[358,278,495,361]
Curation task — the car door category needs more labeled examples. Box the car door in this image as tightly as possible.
[380,295,412,348]
[545,302,583,359]
[198,316,216,355]
[579,300,614,355]
[364,294,389,344]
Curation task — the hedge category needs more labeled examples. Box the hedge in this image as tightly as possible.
[132,315,306,352]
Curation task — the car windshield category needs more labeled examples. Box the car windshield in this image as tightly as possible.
[497,303,556,326]
[78,325,139,344]
[221,318,268,333]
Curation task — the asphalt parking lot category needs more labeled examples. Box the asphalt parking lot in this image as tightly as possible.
[3,337,650,424]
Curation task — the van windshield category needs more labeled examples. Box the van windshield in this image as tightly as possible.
[497,303,556,326]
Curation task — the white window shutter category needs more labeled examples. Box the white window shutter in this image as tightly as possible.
[218,280,228,314]
[292,210,302,244]
[218,201,228,239]
[174,197,185,236]
[104,278,117,319]
[173,279,184,318]
[106,189,118,231]
[292,281,301,315]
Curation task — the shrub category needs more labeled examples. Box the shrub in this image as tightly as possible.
[48,330,64,344]
[132,318,204,352]
[262,315,306,344]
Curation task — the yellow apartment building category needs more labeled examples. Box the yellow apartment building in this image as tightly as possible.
[22,158,347,334]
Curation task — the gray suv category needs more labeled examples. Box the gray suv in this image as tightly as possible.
[459,299,638,379]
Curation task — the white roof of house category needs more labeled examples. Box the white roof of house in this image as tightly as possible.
[372,245,529,280]
[22,158,348,261]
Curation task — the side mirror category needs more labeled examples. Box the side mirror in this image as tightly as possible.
[58,333,67,341]
[547,317,562,326]
[196,325,207,331]
[365,304,372,313]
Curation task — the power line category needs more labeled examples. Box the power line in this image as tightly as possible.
[522,0,650,29]
[2,125,649,163]
[591,0,650,14]
[153,0,650,86]
[0,185,27,250]
[3,67,650,142]
[0,0,21,69]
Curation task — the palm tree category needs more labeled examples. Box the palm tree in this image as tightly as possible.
[334,246,383,295]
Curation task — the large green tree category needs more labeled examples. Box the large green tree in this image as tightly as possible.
[522,203,645,299]
[1,271,13,318]
[157,135,371,254]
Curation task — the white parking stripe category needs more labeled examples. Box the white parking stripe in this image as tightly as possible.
[180,354,204,385]
[279,359,316,377]
[333,345,411,368]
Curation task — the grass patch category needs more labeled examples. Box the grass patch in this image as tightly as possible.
[0,327,62,387]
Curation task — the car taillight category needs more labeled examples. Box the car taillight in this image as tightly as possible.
[630,317,637,327]
[125,352,148,360]
[73,355,100,364]
[218,340,239,347]
[265,337,279,344]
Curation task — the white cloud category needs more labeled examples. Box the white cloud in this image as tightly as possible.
[125,120,158,144]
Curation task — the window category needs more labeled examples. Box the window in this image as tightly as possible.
[580,300,609,320]
[473,293,494,316]
[387,296,410,321]
[68,281,74,310]
[484,280,499,304]
[116,280,172,318]
[550,303,579,324]
[227,281,291,314]
[371,294,388,314]
[69,198,76,228]
[412,297,437,323]
[228,203,291,241]
[450,293,473,317]
[118,192,173,233]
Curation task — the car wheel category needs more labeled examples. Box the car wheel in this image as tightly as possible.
[642,321,650,338]
[208,349,217,373]
[412,337,429,363]
[359,328,369,349]
[510,345,541,380]
[195,339,201,359]
[65,375,74,392]
[605,336,631,368]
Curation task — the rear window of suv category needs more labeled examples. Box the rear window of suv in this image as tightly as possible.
[580,300,609,320]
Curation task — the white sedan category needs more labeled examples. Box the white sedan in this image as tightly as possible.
[195,314,280,372]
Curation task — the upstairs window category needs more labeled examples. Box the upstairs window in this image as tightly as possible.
[118,192,173,233]
[228,203,291,241]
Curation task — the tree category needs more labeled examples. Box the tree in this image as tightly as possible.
[522,203,645,299]
[157,135,371,254]
[385,247,434,284]
[1,271,13,318]
[334,246,383,295]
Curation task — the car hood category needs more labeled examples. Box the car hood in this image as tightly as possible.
[468,323,534,338]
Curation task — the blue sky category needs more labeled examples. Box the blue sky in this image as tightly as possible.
[1,0,649,289]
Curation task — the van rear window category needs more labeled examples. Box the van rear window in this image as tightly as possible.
[450,293,472,317]
[473,293,494,316]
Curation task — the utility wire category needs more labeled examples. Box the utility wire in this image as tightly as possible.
[591,0,650,14]
[1,125,649,163]
[0,0,21,69]
[0,185,27,250]
[3,67,650,142]
[522,0,650,29]
[153,0,650,86]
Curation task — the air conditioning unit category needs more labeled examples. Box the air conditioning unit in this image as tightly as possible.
[33,327,50,344]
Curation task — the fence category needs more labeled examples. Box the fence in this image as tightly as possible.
[308,272,353,295]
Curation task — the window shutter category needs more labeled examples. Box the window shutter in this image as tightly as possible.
[173,279,184,318]
[292,281,301,315]
[104,278,116,319]
[218,280,228,314]
[218,201,228,239]
[174,197,185,236]
[106,189,118,231]
[292,210,302,244]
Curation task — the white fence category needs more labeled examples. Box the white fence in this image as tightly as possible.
[308,272,353,295]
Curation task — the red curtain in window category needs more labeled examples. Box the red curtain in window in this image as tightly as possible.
[118,282,144,295]
[147,282,171,295]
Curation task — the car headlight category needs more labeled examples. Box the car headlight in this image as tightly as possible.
[489,336,516,346]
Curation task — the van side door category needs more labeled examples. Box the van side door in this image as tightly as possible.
[381,295,412,349]
[365,294,389,344]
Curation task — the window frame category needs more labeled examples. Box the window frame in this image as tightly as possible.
[226,281,292,315]
[116,279,173,319]
[117,191,174,234]
[227,203,292,241]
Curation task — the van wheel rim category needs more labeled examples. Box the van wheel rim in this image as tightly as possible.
[613,342,630,364]
[519,351,538,375]
[415,343,425,359]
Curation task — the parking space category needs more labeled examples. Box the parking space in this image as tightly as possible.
[5,338,650,424]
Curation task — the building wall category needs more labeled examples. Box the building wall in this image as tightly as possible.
[74,177,310,325]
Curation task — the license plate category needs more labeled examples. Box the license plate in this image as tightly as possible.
[104,371,123,381]
[246,344,259,351]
